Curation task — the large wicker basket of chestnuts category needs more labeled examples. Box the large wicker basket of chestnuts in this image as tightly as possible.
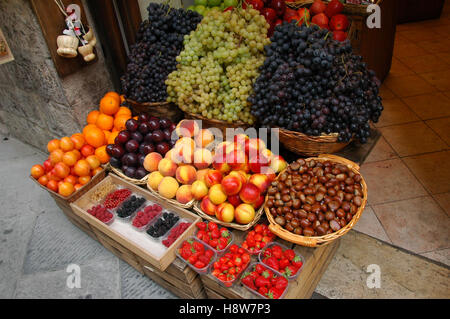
[264,154,367,247]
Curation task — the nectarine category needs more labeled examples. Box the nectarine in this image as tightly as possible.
[176,165,197,185]
[235,204,255,224]
[191,180,208,200]
[176,185,193,204]
[215,203,234,223]
[200,196,217,216]
[208,184,227,205]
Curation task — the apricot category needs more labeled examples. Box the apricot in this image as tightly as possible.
[193,148,212,170]
[158,176,179,199]
[144,152,163,172]
[191,180,209,200]
[208,184,227,205]
[175,119,199,138]
[147,171,164,191]
[175,165,197,185]
[194,129,214,148]
[176,185,193,204]
[158,158,178,177]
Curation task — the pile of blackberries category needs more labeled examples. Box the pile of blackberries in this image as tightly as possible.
[249,22,383,143]
[116,195,146,219]
[121,3,202,103]
[147,212,179,238]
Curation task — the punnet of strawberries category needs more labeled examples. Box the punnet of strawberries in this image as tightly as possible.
[261,244,303,278]
[241,224,276,254]
[241,263,289,299]
[211,244,251,287]
[196,221,233,252]
[178,238,215,270]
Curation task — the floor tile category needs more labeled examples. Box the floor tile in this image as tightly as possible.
[421,248,450,267]
[416,38,450,54]
[436,52,450,64]
[402,92,450,120]
[373,197,450,254]
[360,159,427,205]
[398,54,450,74]
[389,57,415,77]
[364,136,398,163]
[403,151,450,194]
[421,70,450,91]
[353,206,391,243]
[426,117,450,145]
[380,122,448,157]
[379,84,396,100]
[393,42,429,59]
[398,28,444,42]
[374,98,420,127]
[384,75,437,98]
[433,192,450,217]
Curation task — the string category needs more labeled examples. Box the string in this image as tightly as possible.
[54,0,68,17]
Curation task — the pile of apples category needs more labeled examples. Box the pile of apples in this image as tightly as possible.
[30,92,132,197]
[143,120,288,224]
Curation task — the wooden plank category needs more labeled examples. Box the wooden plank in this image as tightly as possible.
[116,0,142,46]
[30,0,98,77]
[205,287,226,299]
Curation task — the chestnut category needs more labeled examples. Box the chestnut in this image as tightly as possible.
[303,227,315,237]
[275,216,286,226]
[294,227,303,235]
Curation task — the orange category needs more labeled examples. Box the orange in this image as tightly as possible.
[96,113,114,131]
[31,165,45,179]
[108,131,119,145]
[58,182,75,197]
[86,155,101,170]
[38,175,49,186]
[62,151,78,167]
[47,171,61,182]
[120,95,125,104]
[100,96,120,115]
[49,149,64,165]
[87,110,100,125]
[105,92,120,103]
[92,167,103,176]
[80,144,95,158]
[95,145,110,164]
[64,175,78,185]
[114,115,130,131]
[115,106,132,118]
[84,126,106,148]
[72,149,81,160]
[74,159,91,177]
[83,124,98,136]
[47,139,60,153]
[60,137,75,152]
[103,130,111,142]
[71,134,85,150]
[54,162,70,179]
[47,180,59,192]
[78,175,91,185]
[74,184,83,191]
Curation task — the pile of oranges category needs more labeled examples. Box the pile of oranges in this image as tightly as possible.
[30,92,134,197]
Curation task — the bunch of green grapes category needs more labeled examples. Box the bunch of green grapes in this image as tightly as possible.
[166,7,270,124]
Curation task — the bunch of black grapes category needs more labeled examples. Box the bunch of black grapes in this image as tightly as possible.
[249,22,383,143]
[121,3,202,103]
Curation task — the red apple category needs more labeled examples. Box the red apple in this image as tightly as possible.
[330,14,349,31]
[239,183,261,204]
[311,13,329,29]
[261,7,277,24]
[235,204,256,225]
[221,175,243,196]
[310,0,327,15]
[333,31,347,42]
[200,196,217,216]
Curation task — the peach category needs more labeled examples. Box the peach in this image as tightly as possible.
[175,120,199,138]
[214,141,233,157]
[147,171,164,191]
[143,152,163,172]
[233,133,249,147]
[212,153,231,175]
[226,149,247,171]
[239,183,261,204]
[191,180,209,200]
[194,129,215,148]
[248,153,271,174]
[165,149,175,160]
[235,203,256,224]
[227,194,242,208]
[158,158,178,177]
[176,185,193,204]
[200,196,216,216]
[249,174,270,193]
[270,155,287,173]
[253,194,265,209]
[228,170,248,186]
[260,166,276,182]
[215,203,235,223]
[193,148,212,170]
[173,138,195,164]
[196,169,210,183]
[205,169,223,188]
[158,176,179,199]
[208,184,227,205]
[245,138,266,158]
[176,165,197,185]
[221,175,243,196]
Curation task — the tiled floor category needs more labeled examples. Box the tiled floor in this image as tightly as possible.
[354,3,450,266]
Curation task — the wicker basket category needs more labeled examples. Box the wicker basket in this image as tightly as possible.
[192,201,265,231]
[109,165,149,185]
[265,154,367,247]
[184,112,250,138]
[125,98,184,123]
[146,185,195,209]
[286,0,383,15]
[278,128,352,156]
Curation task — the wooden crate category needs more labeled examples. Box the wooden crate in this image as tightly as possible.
[199,229,339,299]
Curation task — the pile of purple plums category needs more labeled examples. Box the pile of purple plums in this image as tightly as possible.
[106,114,177,179]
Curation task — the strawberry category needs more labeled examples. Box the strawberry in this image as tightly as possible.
[241,273,255,288]
[211,229,220,239]
[275,276,288,290]
[267,287,282,299]
[254,224,263,234]
[264,256,280,271]
[196,221,207,230]
[220,228,230,238]
[271,245,283,259]
[218,237,229,249]
[208,221,218,231]
[255,264,265,274]
[193,242,204,253]
[292,255,303,269]
[187,255,197,264]
[194,261,206,269]
[233,257,243,267]
[241,253,251,265]
[284,265,297,277]
[283,249,296,261]
[229,244,239,253]
[258,286,268,295]
[198,254,210,265]
[209,238,218,248]
[279,258,290,269]
[255,275,270,287]
[263,248,272,258]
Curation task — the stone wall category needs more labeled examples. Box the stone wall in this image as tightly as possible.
[0,0,114,151]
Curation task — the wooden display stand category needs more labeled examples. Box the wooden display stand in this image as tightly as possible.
[199,230,339,299]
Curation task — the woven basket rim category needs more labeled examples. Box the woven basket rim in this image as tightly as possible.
[185,112,250,128]
[125,97,172,107]
[192,201,264,231]
[110,166,149,185]
[264,154,367,247]
[146,185,195,209]
[278,127,343,143]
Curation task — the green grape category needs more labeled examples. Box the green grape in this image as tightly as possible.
[166,8,270,124]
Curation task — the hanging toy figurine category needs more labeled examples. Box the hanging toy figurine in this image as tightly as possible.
[55,1,96,62]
